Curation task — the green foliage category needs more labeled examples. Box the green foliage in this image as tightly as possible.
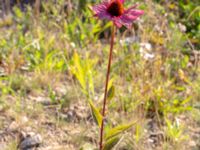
[0,1,199,149]
[178,1,200,48]
[165,118,188,143]
[107,85,115,102]
[89,99,103,128]
[154,0,200,49]
[69,52,97,98]
[153,87,192,115]
[48,85,57,103]
[103,136,120,150]
[105,121,136,140]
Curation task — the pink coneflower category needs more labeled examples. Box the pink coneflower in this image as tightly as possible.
[93,0,144,28]
[92,1,144,149]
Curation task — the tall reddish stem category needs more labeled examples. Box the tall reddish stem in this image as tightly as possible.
[99,25,115,150]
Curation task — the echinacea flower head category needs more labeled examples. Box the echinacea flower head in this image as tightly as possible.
[93,0,144,28]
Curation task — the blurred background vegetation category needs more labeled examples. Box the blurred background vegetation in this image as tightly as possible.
[0,0,199,150]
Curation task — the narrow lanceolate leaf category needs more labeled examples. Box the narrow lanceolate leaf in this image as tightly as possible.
[105,121,137,140]
[107,85,115,101]
[73,52,86,90]
[107,77,115,90]
[88,99,103,128]
[103,136,120,150]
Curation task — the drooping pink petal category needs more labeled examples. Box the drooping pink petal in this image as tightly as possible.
[117,9,144,28]
[116,15,132,29]
[112,17,123,28]
[126,9,144,18]
[92,0,144,29]
[93,1,112,20]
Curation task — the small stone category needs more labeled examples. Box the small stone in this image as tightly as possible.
[178,23,186,32]
[55,86,67,96]
[9,121,19,131]
[59,113,70,121]
[76,111,87,120]
[21,116,29,124]
[19,133,42,150]
[81,143,96,150]
[29,96,53,106]
[0,143,7,150]
[189,140,196,147]
[148,138,154,143]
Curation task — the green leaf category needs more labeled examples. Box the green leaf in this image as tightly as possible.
[107,77,115,90]
[105,121,136,140]
[180,97,191,105]
[88,99,103,128]
[107,85,115,101]
[135,124,142,142]
[73,52,86,90]
[103,136,120,150]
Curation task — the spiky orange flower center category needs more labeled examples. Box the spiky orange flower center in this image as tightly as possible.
[107,0,124,17]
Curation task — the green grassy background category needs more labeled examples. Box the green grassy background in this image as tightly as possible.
[0,0,199,149]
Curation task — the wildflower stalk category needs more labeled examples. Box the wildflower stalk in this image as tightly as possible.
[92,1,144,149]
[99,24,115,150]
